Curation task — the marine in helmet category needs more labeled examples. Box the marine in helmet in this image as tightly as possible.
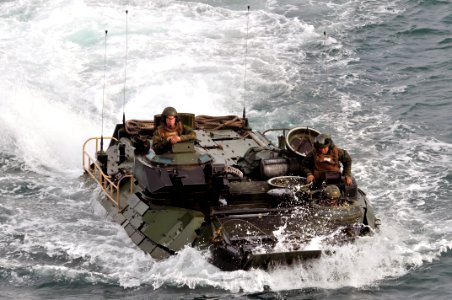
[321,185,341,206]
[301,133,353,186]
[152,106,196,154]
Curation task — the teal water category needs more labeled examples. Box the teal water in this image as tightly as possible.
[1,0,451,299]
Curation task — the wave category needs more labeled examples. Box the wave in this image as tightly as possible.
[1,0,451,293]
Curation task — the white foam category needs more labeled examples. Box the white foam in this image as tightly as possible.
[1,0,451,292]
[0,84,99,176]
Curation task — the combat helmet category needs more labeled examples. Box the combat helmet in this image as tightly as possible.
[161,106,179,124]
[162,106,178,118]
[322,185,341,206]
[324,185,341,199]
[314,133,333,150]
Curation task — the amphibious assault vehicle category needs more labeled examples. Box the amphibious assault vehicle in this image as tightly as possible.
[82,113,380,271]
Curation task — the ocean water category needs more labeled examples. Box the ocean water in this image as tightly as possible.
[1,0,451,299]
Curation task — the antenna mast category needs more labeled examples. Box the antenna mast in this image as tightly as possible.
[101,29,108,152]
[122,10,129,127]
[242,6,250,119]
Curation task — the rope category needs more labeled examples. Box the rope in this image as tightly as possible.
[125,115,247,135]
[195,115,246,130]
[125,119,154,135]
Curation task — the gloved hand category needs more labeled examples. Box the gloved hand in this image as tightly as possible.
[167,135,181,144]
[344,176,353,186]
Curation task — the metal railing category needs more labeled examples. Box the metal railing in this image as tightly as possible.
[82,137,134,210]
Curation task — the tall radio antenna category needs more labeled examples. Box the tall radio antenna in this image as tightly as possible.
[122,10,129,127]
[242,5,250,119]
[100,29,108,152]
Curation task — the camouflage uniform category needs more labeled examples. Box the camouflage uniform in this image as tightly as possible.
[152,122,196,154]
[302,146,352,180]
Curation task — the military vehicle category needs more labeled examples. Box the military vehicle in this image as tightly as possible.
[82,112,380,271]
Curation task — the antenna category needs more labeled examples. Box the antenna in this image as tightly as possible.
[101,29,108,152]
[323,31,328,81]
[122,10,129,127]
[242,5,250,119]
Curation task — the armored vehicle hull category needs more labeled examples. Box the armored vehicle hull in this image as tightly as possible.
[83,114,379,271]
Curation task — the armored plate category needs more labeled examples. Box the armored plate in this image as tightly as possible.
[202,148,235,165]
[207,130,241,140]
[142,207,205,251]
[209,139,260,165]
[105,138,135,175]
[195,130,217,148]
[196,129,261,165]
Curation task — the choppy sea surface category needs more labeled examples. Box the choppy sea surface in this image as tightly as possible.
[1,0,451,299]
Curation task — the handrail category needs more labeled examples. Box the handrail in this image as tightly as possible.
[82,137,134,210]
